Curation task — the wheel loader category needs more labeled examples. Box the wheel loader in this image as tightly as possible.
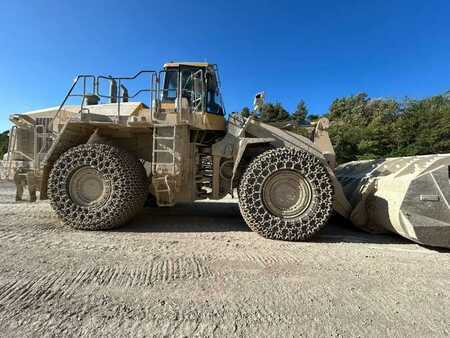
[5,62,350,241]
[6,61,450,247]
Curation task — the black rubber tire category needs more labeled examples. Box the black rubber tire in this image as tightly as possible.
[238,147,333,241]
[48,143,148,230]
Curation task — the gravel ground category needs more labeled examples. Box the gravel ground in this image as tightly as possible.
[0,181,449,337]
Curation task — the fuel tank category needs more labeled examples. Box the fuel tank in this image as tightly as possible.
[336,154,450,248]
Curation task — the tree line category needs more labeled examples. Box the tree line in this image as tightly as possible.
[240,99,319,124]
[239,91,450,164]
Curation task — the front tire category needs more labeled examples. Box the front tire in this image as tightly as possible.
[48,143,148,230]
[238,147,333,241]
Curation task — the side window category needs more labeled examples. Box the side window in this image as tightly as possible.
[206,74,223,115]
[162,70,177,102]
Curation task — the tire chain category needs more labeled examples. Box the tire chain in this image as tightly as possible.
[238,147,333,241]
[48,143,148,230]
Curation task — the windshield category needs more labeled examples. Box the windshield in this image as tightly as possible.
[162,70,177,102]
[162,68,199,102]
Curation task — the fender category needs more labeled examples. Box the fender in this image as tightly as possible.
[39,122,95,199]
[40,119,152,199]
[230,137,276,193]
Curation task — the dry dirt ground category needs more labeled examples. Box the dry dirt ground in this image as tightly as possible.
[0,181,448,337]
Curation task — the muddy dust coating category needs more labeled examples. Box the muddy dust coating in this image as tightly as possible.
[0,181,448,337]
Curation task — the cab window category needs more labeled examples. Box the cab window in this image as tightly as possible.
[206,72,223,115]
[162,70,177,102]
[162,67,199,102]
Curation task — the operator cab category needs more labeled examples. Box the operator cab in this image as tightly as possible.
[160,63,225,126]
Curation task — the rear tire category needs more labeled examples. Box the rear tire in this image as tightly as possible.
[48,143,148,230]
[238,147,333,241]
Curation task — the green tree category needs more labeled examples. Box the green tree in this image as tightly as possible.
[240,106,251,118]
[292,100,308,122]
[260,102,290,122]
[327,92,450,164]
[308,114,320,121]
[275,103,290,121]
[329,93,370,125]
[395,95,450,156]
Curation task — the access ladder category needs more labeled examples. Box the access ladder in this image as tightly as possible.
[151,124,177,206]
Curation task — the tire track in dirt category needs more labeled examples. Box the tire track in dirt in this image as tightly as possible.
[0,202,55,214]
[64,257,212,290]
[1,293,300,337]
[243,251,302,266]
[0,227,204,257]
[213,248,304,267]
[1,282,447,338]
[0,227,65,247]
[0,270,68,307]
[0,257,213,307]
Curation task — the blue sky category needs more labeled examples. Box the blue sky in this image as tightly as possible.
[0,0,449,130]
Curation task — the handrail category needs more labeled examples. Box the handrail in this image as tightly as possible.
[96,70,157,123]
[50,66,221,133]
[50,74,95,133]
[97,70,157,82]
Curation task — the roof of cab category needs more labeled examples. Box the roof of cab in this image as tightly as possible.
[163,61,211,68]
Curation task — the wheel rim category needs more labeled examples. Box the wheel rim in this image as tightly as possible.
[262,170,313,219]
[69,167,110,206]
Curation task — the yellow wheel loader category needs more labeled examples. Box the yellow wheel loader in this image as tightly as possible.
[11,62,349,240]
[6,61,448,247]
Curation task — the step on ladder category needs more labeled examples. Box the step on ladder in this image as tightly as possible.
[152,125,176,206]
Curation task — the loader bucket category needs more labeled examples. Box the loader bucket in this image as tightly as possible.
[336,154,450,248]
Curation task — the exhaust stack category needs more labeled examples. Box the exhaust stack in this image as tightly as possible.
[109,78,117,103]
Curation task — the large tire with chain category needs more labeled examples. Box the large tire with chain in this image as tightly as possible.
[48,143,148,230]
[238,147,333,241]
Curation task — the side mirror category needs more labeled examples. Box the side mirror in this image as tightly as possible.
[253,91,265,112]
